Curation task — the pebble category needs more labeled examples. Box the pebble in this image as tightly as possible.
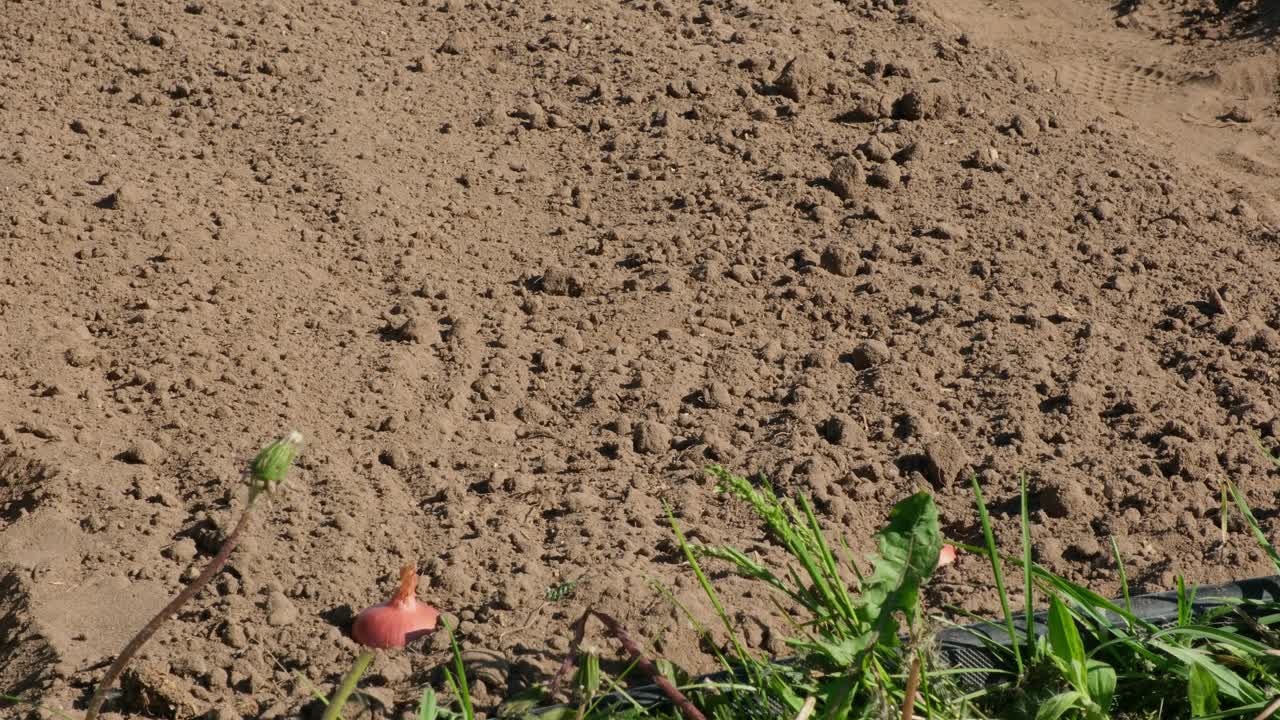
[760,339,784,362]
[267,591,299,626]
[928,222,967,240]
[1232,201,1258,221]
[864,201,892,222]
[222,623,249,648]
[1221,106,1253,123]
[516,102,549,130]
[437,31,470,55]
[22,422,62,440]
[389,318,434,344]
[859,135,895,163]
[702,381,733,408]
[97,183,141,210]
[1091,200,1116,221]
[893,141,929,164]
[893,85,952,120]
[818,414,866,447]
[1010,113,1039,138]
[1104,274,1134,292]
[969,146,1002,171]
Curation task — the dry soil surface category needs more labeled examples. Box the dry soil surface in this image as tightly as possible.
[1,0,1279,717]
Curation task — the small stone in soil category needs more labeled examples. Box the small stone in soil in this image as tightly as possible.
[123,438,164,465]
[266,591,299,626]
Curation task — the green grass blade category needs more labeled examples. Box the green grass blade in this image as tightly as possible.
[798,495,859,625]
[970,472,1024,674]
[443,620,475,720]
[1227,482,1280,572]
[667,505,756,676]
[1177,575,1192,628]
[1110,537,1133,621]
[1151,641,1265,704]
[1150,625,1271,655]
[1020,472,1034,657]
[1035,691,1083,720]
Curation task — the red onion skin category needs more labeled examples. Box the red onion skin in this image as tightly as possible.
[352,564,440,649]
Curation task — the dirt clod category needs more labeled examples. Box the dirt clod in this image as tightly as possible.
[634,419,674,455]
[829,157,866,199]
[923,434,970,488]
[848,339,892,370]
[122,439,163,465]
[775,55,819,102]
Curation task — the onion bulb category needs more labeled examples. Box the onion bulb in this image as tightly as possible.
[351,563,439,649]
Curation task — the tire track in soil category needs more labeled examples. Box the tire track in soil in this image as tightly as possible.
[932,0,1280,222]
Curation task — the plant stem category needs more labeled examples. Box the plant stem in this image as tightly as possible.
[553,609,707,720]
[899,653,921,720]
[84,503,256,720]
[322,649,376,720]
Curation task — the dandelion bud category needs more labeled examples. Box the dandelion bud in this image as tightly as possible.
[247,430,303,501]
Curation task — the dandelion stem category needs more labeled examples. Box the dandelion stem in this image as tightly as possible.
[85,502,257,720]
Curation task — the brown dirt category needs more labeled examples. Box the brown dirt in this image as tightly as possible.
[1,0,1278,717]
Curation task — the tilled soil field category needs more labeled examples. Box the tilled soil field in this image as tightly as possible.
[1,0,1278,717]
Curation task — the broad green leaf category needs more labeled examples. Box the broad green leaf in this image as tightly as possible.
[1048,595,1088,692]
[418,688,439,720]
[1085,660,1116,713]
[852,492,943,643]
[818,674,857,720]
[1035,691,1083,720]
[1189,663,1220,717]
[792,634,875,667]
